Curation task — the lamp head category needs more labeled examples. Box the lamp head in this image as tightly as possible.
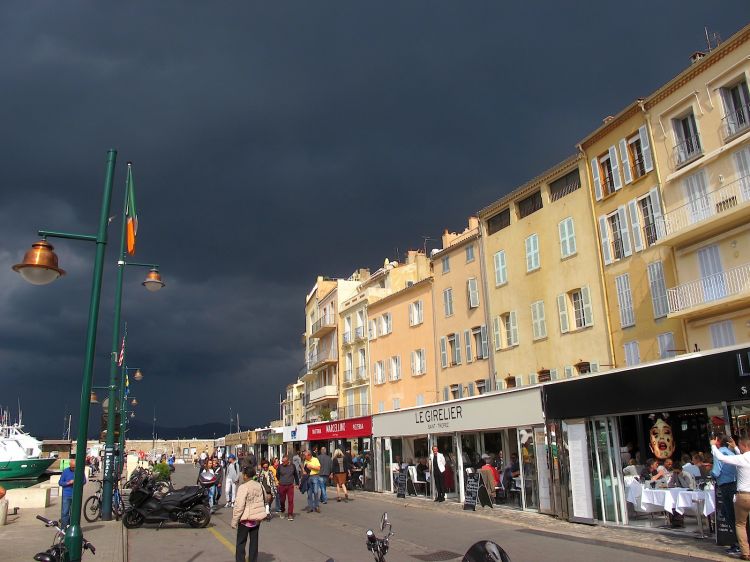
[133,369,143,381]
[90,391,99,404]
[142,268,165,292]
[130,412,135,419]
[131,398,138,406]
[12,240,65,285]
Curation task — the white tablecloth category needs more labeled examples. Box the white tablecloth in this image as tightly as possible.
[626,482,715,516]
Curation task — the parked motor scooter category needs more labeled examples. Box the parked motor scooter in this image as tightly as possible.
[121,472,214,529]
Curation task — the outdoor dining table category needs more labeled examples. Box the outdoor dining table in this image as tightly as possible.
[626,481,716,517]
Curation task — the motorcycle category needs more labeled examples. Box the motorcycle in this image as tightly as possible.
[365,513,511,562]
[121,472,214,529]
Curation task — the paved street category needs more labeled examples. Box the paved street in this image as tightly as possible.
[127,466,717,561]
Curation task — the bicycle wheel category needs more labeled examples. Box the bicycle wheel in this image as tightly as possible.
[112,489,125,518]
[83,495,101,522]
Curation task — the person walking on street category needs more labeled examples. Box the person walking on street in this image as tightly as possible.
[59,459,84,528]
[276,455,299,520]
[232,467,267,562]
[199,459,217,511]
[331,448,350,502]
[212,458,224,506]
[712,436,750,560]
[302,450,321,513]
[432,445,446,502]
[225,454,241,508]
[317,447,332,504]
[257,460,277,519]
[712,435,741,555]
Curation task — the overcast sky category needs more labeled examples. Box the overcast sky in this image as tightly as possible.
[1,3,745,438]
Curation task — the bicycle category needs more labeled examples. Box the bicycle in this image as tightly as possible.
[33,515,96,562]
[83,479,125,523]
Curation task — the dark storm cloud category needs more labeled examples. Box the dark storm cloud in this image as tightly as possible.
[1,2,745,435]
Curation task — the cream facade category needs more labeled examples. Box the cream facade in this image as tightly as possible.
[479,155,612,387]
[581,105,686,367]
[369,275,437,414]
[282,380,306,426]
[431,217,492,399]
[644,24,750,353]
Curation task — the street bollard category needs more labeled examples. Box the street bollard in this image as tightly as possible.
[0,498,8,526]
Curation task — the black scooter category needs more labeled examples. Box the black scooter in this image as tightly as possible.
[121,473,214,529]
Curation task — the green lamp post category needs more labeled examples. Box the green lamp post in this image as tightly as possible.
[12,150,117,561]
[116,366,143,471]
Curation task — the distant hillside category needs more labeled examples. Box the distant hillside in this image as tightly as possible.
[86,418,240,441]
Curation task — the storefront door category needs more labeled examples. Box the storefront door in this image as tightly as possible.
[434,434,459,499]
[587,417,626,525]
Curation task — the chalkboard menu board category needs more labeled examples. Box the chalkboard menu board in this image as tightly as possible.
[716,486,737,546]
[396,472,407,498]
[464,473,480,511]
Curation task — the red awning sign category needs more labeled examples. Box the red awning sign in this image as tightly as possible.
[308,416,372,440]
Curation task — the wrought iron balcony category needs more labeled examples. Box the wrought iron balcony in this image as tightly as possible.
[667,262,750,314]
[673,134,702,168]
[723,103,750,141]
[336,404,371,420]
[311,314,336,338]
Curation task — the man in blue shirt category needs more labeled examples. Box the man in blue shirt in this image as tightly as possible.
[59,459,85,528]
[712,435,739,554]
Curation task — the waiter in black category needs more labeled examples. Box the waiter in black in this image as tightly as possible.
[431,445,446,502]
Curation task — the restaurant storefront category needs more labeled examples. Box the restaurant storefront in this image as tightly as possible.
[282,424,309,457]
[372,387,551,512]
[543,344,750,534]
[255,429,270,461]
[307,416,372,456]
[224,430,256,457]
[268,429,284,460]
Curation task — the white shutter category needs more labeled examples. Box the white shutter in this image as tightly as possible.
[493,316,501,350]
[590,362,599,373]
[395,356,401,379]
[480,325,488,358]
[581,286,594,327]
[515,376,523,387]
[494,251,507,285]
[617,206,632,257]
[440,337,448,368]
[468,278,479,308]
[649,188,665,239]
[465,329,473,362]
[735,146,750,201]
[532,235,539,269]
[619,139,633,184]
[538,301,547,338]
[443,387,449,402]
[564,366,573,379]
[411,351,416,375]
[628,199,644,252]
[509,311,518,345]
[408,303,414,326]
[468,382,475,397]
[550,368,559,381]
[639,126,653,172]
[558,220,568,258]
[455,332,462,365]
[525,236,533,271]
[567,218,576,255]
[598,215,612,265]
[591,157,603,201]
[557,293,570,334]
[609,146,622,190]
[531,302,539,340]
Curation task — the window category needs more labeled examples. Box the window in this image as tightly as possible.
[411,349,426,376]
[493,316,501,350]
[379,313,392,335]
[557,287,593,333]
[389,356,401,381]
[447,333,462,365]
[493,250,507,286]
[465,244,475,263]
[657,332,676,359]
[500,311,519,347]
[721,80,750,140]
[378,401,385,413]
[439,337,448,368]
[518,191,543,218]
[599,207,632,265]
[358,349,366,379]
[525,234,540,272]
[409,300,424,326]
[415,394,425,406]
[392,398,401,410]
[368,319,377,340]
[475,379,487,394]
[631,189,664,249]
[472,326,489,359]
[442,255,450,273]
[450,384,461,399]
[735,146,750,201]
[345,353,353,382]
[467,277,480,308]
[374,361,385,384]
[531,300,547,340]
[443,288,454,317]
[591,146,622,200]
[558,217,576,258]
[647,261,669,319]
[564,366,574,379]
[673,112,701,167]
[710,320,736,348]
[624,341,640,366]
[615,274,635,328]
[487,208,510,235]
[344,316,352,343]
[549,169,581,202]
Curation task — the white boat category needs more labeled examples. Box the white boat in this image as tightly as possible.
[0,422,56,480]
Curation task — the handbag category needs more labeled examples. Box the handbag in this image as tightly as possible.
[299,473,309,494]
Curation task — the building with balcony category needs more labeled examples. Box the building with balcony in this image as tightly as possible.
[282,380,306,427]
[581,102,686,367]
[430,217,493,399]
[643,23,750,352]
[478,155,612,387]
[302,272,366,422]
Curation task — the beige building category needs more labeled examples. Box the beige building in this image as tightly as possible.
[643,25,750,352]
[282,380,306,426]
[581,104,687,367]
[430,217,492,399]
[478,155,612,387]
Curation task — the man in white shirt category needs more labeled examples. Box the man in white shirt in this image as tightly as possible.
[431,446,446,502]
[712,436,750,561]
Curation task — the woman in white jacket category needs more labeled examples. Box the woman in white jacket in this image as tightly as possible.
[231,467,267,562]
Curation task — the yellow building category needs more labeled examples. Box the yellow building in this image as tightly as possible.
[282,380,306,426]
[478,155,612,387]
[369,262,437,414]
[581,104,686,367]
[643,24,750,352]
[430,217,492,399]
[338,251,430,420]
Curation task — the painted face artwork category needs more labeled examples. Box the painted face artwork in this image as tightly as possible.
[649,418,675,460]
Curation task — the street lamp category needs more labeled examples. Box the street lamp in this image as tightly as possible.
[12,150,117,562]
[133,369,144,381]
[142,268,165,292]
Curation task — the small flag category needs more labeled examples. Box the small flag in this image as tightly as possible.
[125,374,130,397]
[117,335,125,367]
[125,163,138,256]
